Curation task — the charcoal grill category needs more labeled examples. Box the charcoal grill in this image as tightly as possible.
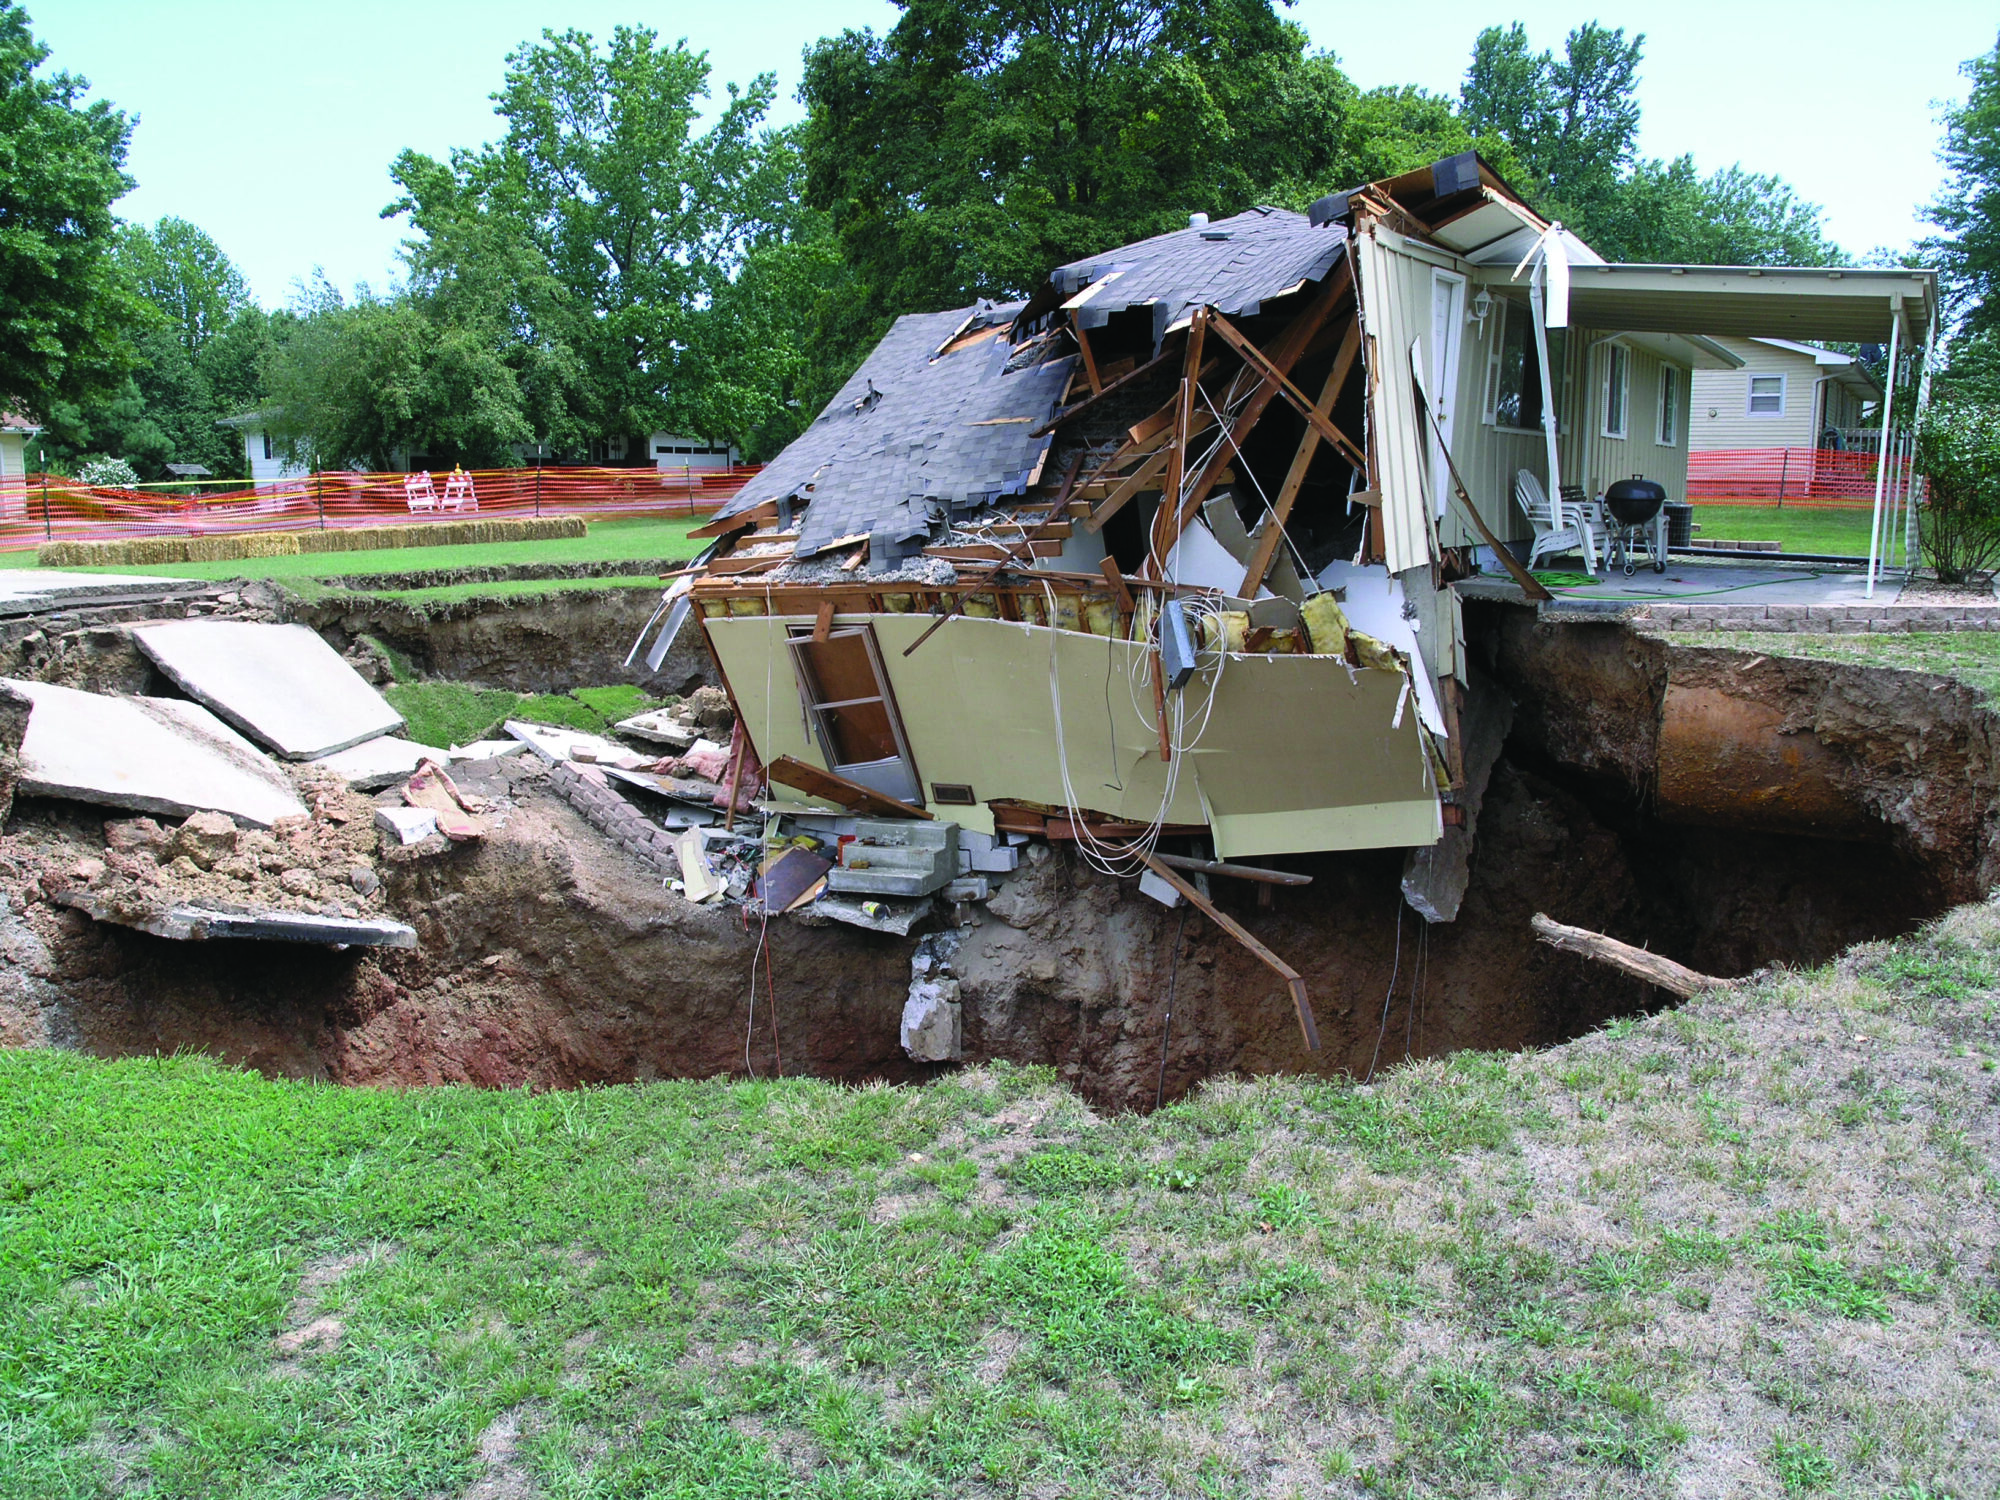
[1602,477,1668,576]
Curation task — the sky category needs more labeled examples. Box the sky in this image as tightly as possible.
[35,0,2000,306]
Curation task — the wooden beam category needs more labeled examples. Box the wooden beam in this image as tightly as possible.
[1205,310,1367,468]
[1150,649,1172,762]
[811,599,835,642]
[1531,913,1740,999]
[1162,307,1208,536]
[1096,555,1136,614]
[1151,851,1312,887]
[1029,344,1179,436]
[1075,325,1103,395]
[1237,318,1362,598]
[1083,448,1171,534]
[767,756,933,820]
[1142,853,1319,1051]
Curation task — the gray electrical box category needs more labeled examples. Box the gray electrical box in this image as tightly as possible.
[1159,599,1197,690]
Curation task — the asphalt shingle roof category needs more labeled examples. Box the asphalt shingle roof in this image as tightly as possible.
[715,302,1073,559]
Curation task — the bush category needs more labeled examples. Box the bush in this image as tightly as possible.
[1916,400,2000,582]
[76,457,140,489]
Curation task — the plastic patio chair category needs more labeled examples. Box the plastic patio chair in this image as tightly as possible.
[1514,468,1604,574]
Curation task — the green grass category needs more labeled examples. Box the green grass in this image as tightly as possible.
[365,577,671,607]
[1728,631,2000,702]
[4,909,1999,1495]
[383,681,662,748]
[1692,504,1878,557]
[0,517,703,580]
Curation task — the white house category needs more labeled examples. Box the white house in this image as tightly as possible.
[217,413,307,483]
[1689,336,1880,451]
[648,432,738,471]
[0,412,37,519]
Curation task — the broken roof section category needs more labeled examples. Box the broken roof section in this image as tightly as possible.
[1021,206,1349,345]
[712,299,1073,560]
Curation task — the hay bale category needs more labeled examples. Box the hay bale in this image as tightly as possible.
[40,514,586,567]
[185,533,302,562]
[38,537,193,567]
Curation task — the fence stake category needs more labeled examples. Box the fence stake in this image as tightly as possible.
[41,471,51,542]
[315,471,325,530]
[534,455,542,517]
[1776,448,1788,507]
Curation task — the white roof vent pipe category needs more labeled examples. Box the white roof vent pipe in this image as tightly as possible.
[1188,212,1209,229]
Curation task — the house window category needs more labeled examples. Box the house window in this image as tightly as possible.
[1748,374,1786,416]
[1483,302,1557,432]
[261,430,274,461]
[1601,344,1629,439]
[1657,366,1680,447]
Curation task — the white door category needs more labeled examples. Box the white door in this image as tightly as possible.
[1427,270,1467,518]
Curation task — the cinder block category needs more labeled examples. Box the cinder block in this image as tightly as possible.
[969,846,1020,874]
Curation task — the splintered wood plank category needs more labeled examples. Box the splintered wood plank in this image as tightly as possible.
[1076,325,1103,394]
[767,756,933,820]
[705,551,792,575]
[811,599,835,643]
[1206,310,1366,467]
[1142,853,1320,1051]
[1083,448,1171,534]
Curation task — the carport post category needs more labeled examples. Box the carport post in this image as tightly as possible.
[1864,305,1902,599]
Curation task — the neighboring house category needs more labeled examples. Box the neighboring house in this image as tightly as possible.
[0,412,38,519]
[648,433,739,471]
[631,152,1933,999]
[216,413,308,483]
[1689,336,1881,451]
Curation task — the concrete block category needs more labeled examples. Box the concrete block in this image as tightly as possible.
[5,678,306,827]
[1138,868,1184,908]
[900,976,962,1062]
[132,620,402,759]
[968,845,1020,874]
[310,735,449,791]
[944,876,991,902]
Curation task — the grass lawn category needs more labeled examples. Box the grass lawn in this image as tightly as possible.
[1731,631,2000,702]
[1692,504,1880,557]
[4,911,1997,1497]
[0,517,703,580]
[382,681,664,748]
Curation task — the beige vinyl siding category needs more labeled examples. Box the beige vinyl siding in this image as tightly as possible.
[1689,338,1824,450]
[1354,226,1436,575]
[1569,338,1691,503]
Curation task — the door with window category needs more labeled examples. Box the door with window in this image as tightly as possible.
[787,623,923,805]
[1426,270,1467,517]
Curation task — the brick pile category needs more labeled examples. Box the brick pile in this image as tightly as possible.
[1633,603,2000,634]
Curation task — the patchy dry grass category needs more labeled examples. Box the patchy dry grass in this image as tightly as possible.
[4,907,1999,1497]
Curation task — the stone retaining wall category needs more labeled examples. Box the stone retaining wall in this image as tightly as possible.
[1632,604,2000,634]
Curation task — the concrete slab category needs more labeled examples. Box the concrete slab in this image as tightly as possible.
[0,569,205,613]
[5,677,307,826]
[1459,558,1882,608]
[131,620,403,759]
[504,719,648,769]
[448,739,526,762]
[311,735,449,790]
[614,708,698,750]
[56,891,416,947]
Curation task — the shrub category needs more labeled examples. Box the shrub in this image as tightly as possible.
[1915,400,2000,582]
[76,457,140,489]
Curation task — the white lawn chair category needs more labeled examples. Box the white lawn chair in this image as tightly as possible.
[1514,469,1605,574]
[405,471,439,513]
[441,469,477,512]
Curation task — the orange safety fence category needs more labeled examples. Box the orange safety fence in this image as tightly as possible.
[0,464,761,552]
[1687,446,1919,507]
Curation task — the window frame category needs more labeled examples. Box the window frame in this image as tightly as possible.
[1746,373,1787,418]
[1656,364,1680,447]
[1600,342,1630,440]
[1483,300,1554,435]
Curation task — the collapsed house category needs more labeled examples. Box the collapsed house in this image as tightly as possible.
[632,153,1937,1046]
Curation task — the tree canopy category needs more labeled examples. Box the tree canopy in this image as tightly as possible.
[0,1,146,422]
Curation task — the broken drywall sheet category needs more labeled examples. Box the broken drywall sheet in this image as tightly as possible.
[1313,561,1446,737]
[131,620,403,759]
[1162,519,1274,598]
[5,677,307,827]
[311,735,450,791]
[1402,671,1512,924]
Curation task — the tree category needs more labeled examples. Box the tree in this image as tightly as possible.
[1589,158,1847,266]
[1926,35,2000,338]
[117,217,249,355]
[798,1,1353,321]
[388,26,801,455]
[0,1,149,420]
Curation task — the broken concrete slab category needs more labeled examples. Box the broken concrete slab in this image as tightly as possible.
[311,735,450,791]
[0,569,207,614]
[613,708,698,750]
[800,893,933,936]
[447,739,526,762]
[4,678,307,827]
[55,890,416,947]
[131,620,403,759]
[504,720,647,770]
[602,766,727,806]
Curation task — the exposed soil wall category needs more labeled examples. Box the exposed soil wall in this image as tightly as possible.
[295,587,716,697]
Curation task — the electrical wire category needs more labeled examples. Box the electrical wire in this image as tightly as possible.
[1155,905,1189,1111]
[1366,897,1404,1084]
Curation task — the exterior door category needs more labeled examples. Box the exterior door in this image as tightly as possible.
[1427,270,1467,518]
[787,623,923,805]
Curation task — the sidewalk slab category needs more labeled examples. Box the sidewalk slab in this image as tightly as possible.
[310,735,449,790]
[131,620,402,759]
[5,678,306,827]
[56,891,416,948]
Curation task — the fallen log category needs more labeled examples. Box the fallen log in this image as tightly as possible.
[1530,913,1741,999]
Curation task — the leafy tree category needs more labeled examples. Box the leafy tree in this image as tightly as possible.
[798,1,1353,320]
[0,1,149,421]
[388,26,802,456]
[1590,158,1847,266]
[117,217,249,355]
[1926,34,2000,337]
